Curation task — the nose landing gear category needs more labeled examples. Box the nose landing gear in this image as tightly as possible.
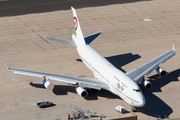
[131,106,138,112]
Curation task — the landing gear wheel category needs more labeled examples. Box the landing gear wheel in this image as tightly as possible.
[131,106,138,112]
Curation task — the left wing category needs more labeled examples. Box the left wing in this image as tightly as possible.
[126,45,176,83]
[8,68,110,90]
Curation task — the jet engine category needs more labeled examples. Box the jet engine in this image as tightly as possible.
[156,66,166,77]
[143,77,152,90]
[43,78,54,90]
[76,86,88,98]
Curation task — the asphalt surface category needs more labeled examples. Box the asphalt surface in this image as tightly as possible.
[0,0,144,17]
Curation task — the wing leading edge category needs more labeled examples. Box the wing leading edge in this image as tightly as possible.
[8,68,110,90]
[126,45,176,83]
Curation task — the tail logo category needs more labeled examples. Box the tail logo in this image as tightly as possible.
[74,17,78,30]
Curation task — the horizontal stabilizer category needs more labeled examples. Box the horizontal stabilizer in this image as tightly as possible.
[84,31,101,45]
[45,36,76,47]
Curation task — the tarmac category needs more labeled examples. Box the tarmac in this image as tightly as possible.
[0,0,144,17]
[0,0,180,119]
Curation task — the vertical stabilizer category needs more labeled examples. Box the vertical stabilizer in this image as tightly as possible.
[71,7,86,45]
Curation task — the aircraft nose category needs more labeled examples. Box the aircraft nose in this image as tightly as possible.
[136,95,145,107]
[138,98,145,107]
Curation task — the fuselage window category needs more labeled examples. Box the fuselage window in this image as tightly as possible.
[133,89,140,92]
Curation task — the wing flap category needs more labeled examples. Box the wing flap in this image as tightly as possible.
[126,45,176,83]
[9,68,110,90]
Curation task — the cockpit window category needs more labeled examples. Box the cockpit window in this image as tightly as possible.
[133,89,140,92]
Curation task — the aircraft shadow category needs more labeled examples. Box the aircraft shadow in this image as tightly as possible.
[29,82,120,100]
[105,53,141,72]
[53,85,76,95]
[85,89,121,100]
[148,69,180,92]
[29,83,76,95]
[29,82,45,89]
[137,69,180,118]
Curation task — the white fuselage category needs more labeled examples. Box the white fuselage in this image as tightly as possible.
[76,43,145,107]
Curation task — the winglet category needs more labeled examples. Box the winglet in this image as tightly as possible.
[4,63,10,70]
[172,44,175,51]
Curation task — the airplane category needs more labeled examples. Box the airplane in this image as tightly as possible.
[7,7,176,108]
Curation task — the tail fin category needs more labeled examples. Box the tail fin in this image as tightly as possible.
[71,7,86,45]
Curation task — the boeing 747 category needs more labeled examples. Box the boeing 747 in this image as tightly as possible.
[7,7,176,108]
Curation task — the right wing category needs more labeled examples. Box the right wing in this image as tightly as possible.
[126,45,176,83]
[8,67,110,90]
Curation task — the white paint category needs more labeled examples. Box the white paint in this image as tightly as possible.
[71,7,145,107]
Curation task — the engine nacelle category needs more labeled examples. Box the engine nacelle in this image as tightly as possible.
[76,86,88,98]
[156,66,166,77]
[43,78,54,90]
[143,77,152,90]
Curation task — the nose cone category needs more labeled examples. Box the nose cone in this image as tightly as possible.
[135,94,146,107]
[137,97,145,107]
